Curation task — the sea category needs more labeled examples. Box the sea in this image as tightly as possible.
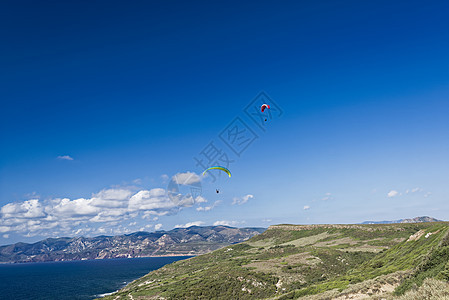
[0,256,191,300]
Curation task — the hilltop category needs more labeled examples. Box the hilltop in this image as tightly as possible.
[100,222,449,299]
[0,226,265,263]
[361,216,442,224]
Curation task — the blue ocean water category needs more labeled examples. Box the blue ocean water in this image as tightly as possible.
[0,256,191,300]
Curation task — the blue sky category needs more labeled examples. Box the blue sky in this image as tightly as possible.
[0,0,448,245]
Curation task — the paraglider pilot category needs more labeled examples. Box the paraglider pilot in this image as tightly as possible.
[261,104,270,122]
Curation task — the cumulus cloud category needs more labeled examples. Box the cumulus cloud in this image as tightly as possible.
[172,172,201,185]
[154,223,163,230]
[403,187,427,196]
[195,196,207,203]
[232,194,253,205]
[160,174,169,183]
[129,189,174,212]
[322,193,333,201]
[141,210,169,220]
[387,190,399,198]
[0,183,206,238]
[1,199,46,219]
[0,226,11,233]
[175,221,204,228]
[91,189,132,208]
[167,193,205,208]
[196,200,221,212]
[303,205,310,210]
[57,155,74,161]
[51,198,100,218]
[213,220,241,227]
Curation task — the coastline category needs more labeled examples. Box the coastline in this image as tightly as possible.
[0,254,196,265]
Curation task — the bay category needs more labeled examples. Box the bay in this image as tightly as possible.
[0,256,191,300]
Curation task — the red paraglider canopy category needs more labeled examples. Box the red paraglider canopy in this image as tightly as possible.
[261,104,270,112]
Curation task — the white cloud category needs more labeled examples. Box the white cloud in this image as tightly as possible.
[91,189,132,208]
[0,226,11,233]
[2,234,9,238]
[167,192,205,208]
[175,221,205,228]
[57,155,74,161]
[172,172,201,185]
[1,199,46,219]
[161,174,169,183]
[51,197,99,218]
[0,177,211,239]
[141,210,169,220]
[322,193,332,201]
[128,189,174,212]
[176,195,196,207]
[387,190,399,198]
[196,200,221,212]
[195,196,207,203]
[0,185,195,238]
[213,220,242,227]
[303,205,310,210]
[232,194,253,205]
[412,187,423,193]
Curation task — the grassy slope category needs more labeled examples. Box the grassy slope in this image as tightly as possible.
[99,222,449,299]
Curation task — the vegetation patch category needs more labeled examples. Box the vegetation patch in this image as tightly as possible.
[279,232,337,248]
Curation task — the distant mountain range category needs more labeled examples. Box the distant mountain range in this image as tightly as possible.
[361,216,442,224]
[0,226,265,264]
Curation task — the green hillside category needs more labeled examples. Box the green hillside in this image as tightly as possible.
[99,222,449,299]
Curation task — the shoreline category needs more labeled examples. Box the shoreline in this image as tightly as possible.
[0,255,196,265]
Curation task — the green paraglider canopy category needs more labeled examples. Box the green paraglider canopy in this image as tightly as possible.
[202,166,231,177]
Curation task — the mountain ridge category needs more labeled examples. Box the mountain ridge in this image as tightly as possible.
[0,225,265,263]
[361,216,442,224]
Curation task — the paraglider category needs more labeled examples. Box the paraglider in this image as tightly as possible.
[261,104,270,112]
[203,166,231,194]
[261,104,270,121]
[202,166,232,177]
